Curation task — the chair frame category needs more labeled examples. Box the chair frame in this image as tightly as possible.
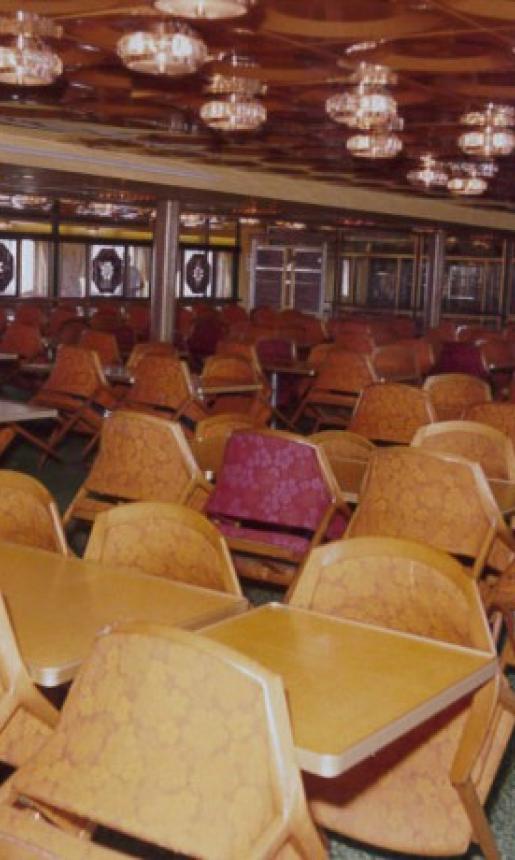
[412,419,515,481]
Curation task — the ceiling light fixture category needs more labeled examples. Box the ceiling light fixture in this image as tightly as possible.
[407,153,448,189]
[0,11,62,86]
[447,163,488,196]
[347,130,403,159]
[117,20,207,76]
[201,56,266,131]
[327,63,401,132]
[154,0,255,19]
[458,103,515,158]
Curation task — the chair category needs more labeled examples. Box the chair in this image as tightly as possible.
[30,344,116,462]
[397,337,435,377]
[0,593,58,769]
[345,446,515,578]
[0,623,326,859]
[0,470,67,554]
[200,353,270,423]
[412,420,515,481]
[310,430,375,503]
[123,354,207,430]
[293,349,377,430]
[371,343,420,383]
[125,340,175,370]
[64,410,212,528]
[205,429,350,586]
[348,382,436,444]
[423,372,492,421]
[288,537,514,860]
[84,501,242,595]
[79,330,121,366]
[0,323,44,360]
[465,401,515,449]
[191,412,257,477]
[432,342,490,379]
[14,305,46,329]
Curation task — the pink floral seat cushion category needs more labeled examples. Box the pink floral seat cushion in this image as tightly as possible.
[216,520,309,557]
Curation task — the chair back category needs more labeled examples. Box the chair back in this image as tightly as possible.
[289,536,492,648]
[348,382,436,443]
[85,502,241,595]
[192,412,257,476]
[423,372,492,421]
[0,323,44,359]
[9,623,326,859]
[206,429,340,533]
[129,355,197,414]
[82,411,208,508]
[79,330,120,366]
[201,353,259,385]
[256,337,296,365]
[432,342,489,379]
[412,420,515,481]
[317,349,377,394]
[346,446,515,576]
[478,338,514,371]
[464,401,515,448]
[0,470,67,554]
[15,305,46,329]
[126,340,176,370]
[372,343,420,382]
[40,345,106,399]
[310,430,375,499]
[396,337,435,377]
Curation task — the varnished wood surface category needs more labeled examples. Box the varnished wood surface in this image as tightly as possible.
[0,540,247,687]
[489,478,515,515]
[203,603,496,778]
[196,380,263,397]
[0,399,57,423]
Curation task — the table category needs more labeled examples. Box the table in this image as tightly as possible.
[0,352,18,362]
[202,604,496,778]
[0,398,59,460]
[195,379,263,400]
[0,541,248,687]
[262,361,316,409]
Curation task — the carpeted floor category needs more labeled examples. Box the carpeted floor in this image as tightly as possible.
[2,427,514,860]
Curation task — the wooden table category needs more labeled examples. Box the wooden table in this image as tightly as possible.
[0,399,57,424]
[0,541,247,687]
[203,603,497,778]
[195,379,263,399]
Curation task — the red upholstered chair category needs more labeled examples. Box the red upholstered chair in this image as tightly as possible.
[205,428,350,586]
[431,342,489,379]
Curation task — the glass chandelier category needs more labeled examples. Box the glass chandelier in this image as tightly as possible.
[154,0,255,18]
[407,154,449,190]
[447,163,489,196]
[117,21,207,76]
[201,56,266,131]
[458,103,515,158]
[347,130,403,159]
[326,63,400,131]
[0,12,62,86]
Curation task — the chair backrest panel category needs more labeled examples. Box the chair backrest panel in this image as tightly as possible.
[348,383,436,443]
[423,373,492,421]
[412,420,515,481]
[0,470,67,554]
[41,345,106,398]
[206,430,335,531]
[129,356,194,411]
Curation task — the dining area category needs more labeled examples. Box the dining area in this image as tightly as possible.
[0,302,512,859]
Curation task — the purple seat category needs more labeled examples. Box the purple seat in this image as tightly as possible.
[205,429,350,585]
[432,342,489,379]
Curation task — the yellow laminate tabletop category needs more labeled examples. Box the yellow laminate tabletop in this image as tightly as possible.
[0,541,247,687]
[203,603,497,778]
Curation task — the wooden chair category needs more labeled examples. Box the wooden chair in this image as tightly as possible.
[293,349,377,430]
[191,412,257,478]
[0,593,58,769]
[423,373,492,421]
[205,428,350,586]
[412,420,515,481]
[125,340,175,370]
[288,537,514,860]
[372,343,420,383]
[200,353,269,422]
[123,355,207,430]
[84,501,242,595]
[348,382,436,444]
[0,470,67,554]
[64,411,212,528]
[465,400,515,449]
[310,430,375,503]
[0,323,44,360]
[0,623,327,859]
[397,337,435,377]
[345,446,515,578]
[29,345,116,463]
[79,330,121,366]
[481,562,515,670]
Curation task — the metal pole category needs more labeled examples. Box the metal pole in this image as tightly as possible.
[423,228,446,331]
[151,199,180,342]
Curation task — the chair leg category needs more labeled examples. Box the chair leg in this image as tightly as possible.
[454,778,500,860]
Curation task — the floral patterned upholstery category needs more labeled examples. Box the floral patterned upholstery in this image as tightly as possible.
[0,805,128,858]
[293,350,377,428]
[7,625,326,859]
[432,342,489,379]
[125,341,175,370]
[465,401,515,449]
[290,538,514,858]
[0,470,67,554]
[348,382,436,443]
[125,355,207,426]
[192,412,259,476]
[205,430,348,585]
[423,373,492,421]
[84,501,241,595]
[346,446,515,576]
[64,411,211,526]
[0,323,44,360]
[372,344,420,382]
[412,420,515,481]
[32,345,106,403]
[397,337,435,377]
[79,330,120,366]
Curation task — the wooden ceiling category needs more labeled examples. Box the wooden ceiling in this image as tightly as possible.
[1,0,515,220]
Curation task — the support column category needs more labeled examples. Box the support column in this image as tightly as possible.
[500,238,514,325]
[151,199,180,342]
[423,228,446,331]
